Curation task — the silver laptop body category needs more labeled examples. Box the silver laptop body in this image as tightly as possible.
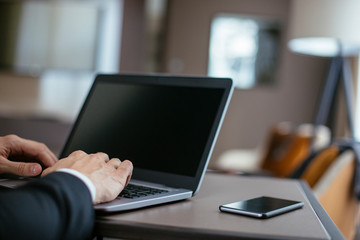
[3,74,234,212]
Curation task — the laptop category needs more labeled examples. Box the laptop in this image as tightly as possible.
[2,74,234,212]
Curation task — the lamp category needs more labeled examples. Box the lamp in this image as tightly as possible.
[287,0,360,199]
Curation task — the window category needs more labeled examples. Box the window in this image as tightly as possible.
[0,0,123,121]
[208,14,281,89]
[0,0,122,74]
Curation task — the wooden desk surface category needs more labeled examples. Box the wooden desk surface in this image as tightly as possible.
[95,173,343,240]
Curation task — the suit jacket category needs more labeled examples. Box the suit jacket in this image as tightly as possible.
[0,172,94,240]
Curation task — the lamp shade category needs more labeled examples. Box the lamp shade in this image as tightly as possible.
[288,0,360,57]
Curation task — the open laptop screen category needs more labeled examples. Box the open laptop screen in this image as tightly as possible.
[61,74,233,191]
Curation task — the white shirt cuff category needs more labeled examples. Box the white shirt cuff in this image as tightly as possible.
[56,168,96,202]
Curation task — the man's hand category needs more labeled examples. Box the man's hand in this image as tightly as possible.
[42,150,133,204]
[0,135,58,177]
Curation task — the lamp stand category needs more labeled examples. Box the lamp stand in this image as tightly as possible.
[315,56,360,200]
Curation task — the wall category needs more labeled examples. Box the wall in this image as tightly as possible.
[120,0,146,73]
[159,0,329,167]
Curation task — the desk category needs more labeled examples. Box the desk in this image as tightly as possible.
[95,173,343,239]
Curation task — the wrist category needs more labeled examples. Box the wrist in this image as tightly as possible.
[56,168,96,203]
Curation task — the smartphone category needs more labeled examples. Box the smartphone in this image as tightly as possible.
[219,196,304,219]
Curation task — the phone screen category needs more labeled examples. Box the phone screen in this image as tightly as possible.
[219,196,304,218]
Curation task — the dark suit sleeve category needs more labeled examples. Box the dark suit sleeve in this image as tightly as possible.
[0,172,94,240]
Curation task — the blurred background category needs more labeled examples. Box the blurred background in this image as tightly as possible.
[0,0,357,167]
[2,1,360,238]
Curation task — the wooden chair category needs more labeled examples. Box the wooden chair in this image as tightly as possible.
[299,145,339,188]
[260,122,330,177]
[312,150,359,239]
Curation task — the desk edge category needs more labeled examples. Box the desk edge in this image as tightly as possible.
[299,181,344,240]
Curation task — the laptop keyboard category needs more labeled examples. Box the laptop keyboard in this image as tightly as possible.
[119,183,169,199]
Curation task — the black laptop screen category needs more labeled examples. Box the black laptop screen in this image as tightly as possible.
[61,79,225,177]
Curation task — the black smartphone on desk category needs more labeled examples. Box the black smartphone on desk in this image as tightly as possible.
[219,196,304,219]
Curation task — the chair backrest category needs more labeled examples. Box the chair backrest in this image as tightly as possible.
[313,150,359,240]
[261,123,330,177]
[300,145,339,188]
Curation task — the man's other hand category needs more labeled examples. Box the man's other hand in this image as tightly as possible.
[0,135,58,177]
